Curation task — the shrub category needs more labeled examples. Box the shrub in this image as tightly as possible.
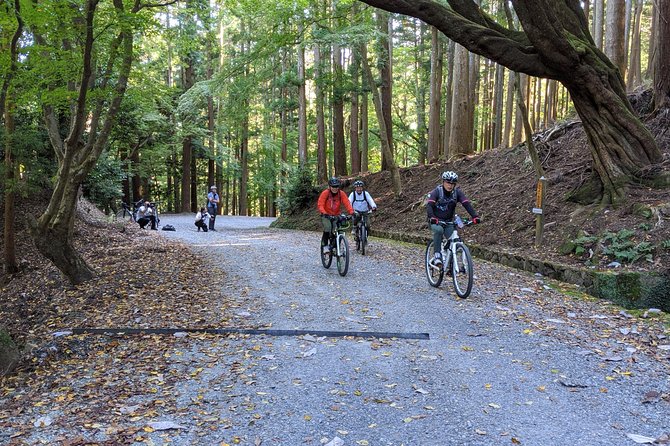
[277,166,319,215]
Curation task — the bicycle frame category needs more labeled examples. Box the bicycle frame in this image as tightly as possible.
[332,220,351,257]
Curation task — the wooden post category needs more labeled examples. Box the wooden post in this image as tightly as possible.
[534,176,547,247]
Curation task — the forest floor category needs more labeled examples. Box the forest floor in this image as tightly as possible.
[275,89,670,277]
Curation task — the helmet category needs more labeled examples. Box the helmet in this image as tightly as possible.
[328,177,341,187]
[353,180,364,188]
[210,185,217,191]
[441,171,458,183]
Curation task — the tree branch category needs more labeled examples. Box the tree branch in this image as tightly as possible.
[357,0,554,78]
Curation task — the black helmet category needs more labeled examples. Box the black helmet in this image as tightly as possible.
[441,171,458,183]
[353,180,364,188]
[328,177,341,187]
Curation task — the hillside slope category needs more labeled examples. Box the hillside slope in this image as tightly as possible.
[275,91,670,280]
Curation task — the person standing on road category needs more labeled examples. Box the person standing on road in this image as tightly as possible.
[348,180,377,240]
[426,171,480,265]
[207,186,220,232]
[317,177,354,253]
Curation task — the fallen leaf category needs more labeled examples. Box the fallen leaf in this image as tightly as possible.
[626,433,656,444]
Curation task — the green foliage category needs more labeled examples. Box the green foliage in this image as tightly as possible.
[570,229,658,264]
[277,166,318,215]
[661,240,670,250]
[601,229,653,263]
[571,235,598,256]
[638,223,652,231]
[82,153,124,213]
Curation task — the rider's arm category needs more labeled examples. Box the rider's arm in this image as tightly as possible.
[425,190,438,220]
[457,189,478,219]
[317,189,329,215]
[365,192,377,210]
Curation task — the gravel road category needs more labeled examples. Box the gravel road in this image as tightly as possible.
[147,214,669,446]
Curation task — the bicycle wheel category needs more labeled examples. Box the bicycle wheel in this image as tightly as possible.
[115,208,133,222]
[360,225,367,256]
[321,241,333,269]
[336,235,349,277]
[451,242,474,298]
[355,225,361,251]
[425,241,444,287]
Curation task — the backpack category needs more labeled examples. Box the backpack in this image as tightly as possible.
[351,190,373,209]
[162,224,176,231]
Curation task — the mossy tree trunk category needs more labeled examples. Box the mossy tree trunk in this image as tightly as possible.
[358,0,664,205]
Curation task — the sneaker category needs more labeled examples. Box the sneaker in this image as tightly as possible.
[433,252,443,265]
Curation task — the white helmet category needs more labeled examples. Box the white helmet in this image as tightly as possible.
[441,171,458,183]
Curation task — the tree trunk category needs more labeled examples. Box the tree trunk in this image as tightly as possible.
[593,0,605,50]
[297,23,308,166]
[626,0,643,91]
[653,0,670,110]
[360,44,370,173]
[314,43,328,182]
[492,63,504,148]
[350,29,361,174]
[441,39,455,158]
[605,0,626,77]
[333,39,347,176]
[415,21,428,165]
[448,43,470,156]
[1,1,22,275]
[376,11,394,170]
[362,53,402,196]
[427,26,443,163]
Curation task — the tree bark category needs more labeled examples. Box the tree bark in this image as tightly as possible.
[362,53,402,196]
[441,39,455,158]
[605,0,626,77]
[332,39,347,176]
[350,20,361,175]
[376,11,394,170]
[653,0,670,110]
[357,0,664,204]
[314,43,328,182]
[448,43,470,156]
[297,22,308,167]
[1,0,22,275]
[427,26,443,163]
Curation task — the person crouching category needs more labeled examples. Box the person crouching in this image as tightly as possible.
[195,207,209,232]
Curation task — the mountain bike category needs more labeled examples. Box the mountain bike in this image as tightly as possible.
[115,202,136,222]
[425,216,474,298]
[354,210,373,255]
[320,214,352,277]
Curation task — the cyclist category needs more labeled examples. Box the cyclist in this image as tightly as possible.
[317,177,354,254]
[426,171,480,265]
[348,180,377,240]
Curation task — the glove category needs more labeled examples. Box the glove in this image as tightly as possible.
[472,216,481,225]
[430,217,439,225]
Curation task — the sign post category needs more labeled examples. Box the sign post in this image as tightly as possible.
[533,176,547,247]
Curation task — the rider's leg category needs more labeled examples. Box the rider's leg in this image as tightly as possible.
[431,223,444,255]
[321,216,333,248]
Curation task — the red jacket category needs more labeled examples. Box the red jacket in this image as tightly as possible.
[317,189,354,216]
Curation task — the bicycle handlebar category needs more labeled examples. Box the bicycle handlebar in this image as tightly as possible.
[433,218,474,228]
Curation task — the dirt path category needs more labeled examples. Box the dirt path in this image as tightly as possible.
[1,215,667,446]
[154,215,669,445]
